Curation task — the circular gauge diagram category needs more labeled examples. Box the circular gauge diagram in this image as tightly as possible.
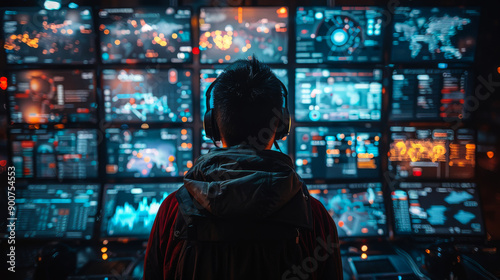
[314,15,363,56]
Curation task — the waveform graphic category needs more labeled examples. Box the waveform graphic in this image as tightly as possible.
[454,210,476,225]
[107,192,169,236]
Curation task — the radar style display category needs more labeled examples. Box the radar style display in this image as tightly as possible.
[105,128,193,178]
[391,182,483,235]
[389,127,475,179]
[295,127,380,179]
[3,8,95,64]
[98,8,192,63]
[391,69,470,121]
[102,69,192,123]
[296,7,384,63]
[200,129,289,155]
[8,70,97,124]
[101,183,181,238]
[199,7,288,64]
[10,129,98,179]
[295,69,382,122]
[200,68,288,120]
[14,184,100,239]
[391,7,480,62]
[309,183,387,237]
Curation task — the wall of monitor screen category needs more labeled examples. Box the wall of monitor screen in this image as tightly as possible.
[0,5,485,241]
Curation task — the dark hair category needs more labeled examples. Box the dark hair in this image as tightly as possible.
[212,56,284,148]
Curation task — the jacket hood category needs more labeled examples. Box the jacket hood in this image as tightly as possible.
[176,145,313,229]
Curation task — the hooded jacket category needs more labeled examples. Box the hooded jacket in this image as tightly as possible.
[144,146,343,280]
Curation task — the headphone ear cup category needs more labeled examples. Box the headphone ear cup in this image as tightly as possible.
[275,108,290,141]
[211,109,221,142]
[204,110,214,140]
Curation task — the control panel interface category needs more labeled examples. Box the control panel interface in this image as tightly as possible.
[391,69,470,121]
[296,7,384,63]
[392,182,483,235]
[391,7,480,62]
[10,129,99,179]
[102,68,192,123]
[389,127,475,179]
[295,68,382,122]
[98,7,192,63]
[200,68,288,120]
[101,183,181,238]
[3,7,95,64]
[14,184,100,239]
[295,127,380,179]
[199,7,288,64]
[105,128,193,178]
[8,70,97,124]
[309,183,387,237]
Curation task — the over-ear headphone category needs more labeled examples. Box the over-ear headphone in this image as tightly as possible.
[203,76,291,145]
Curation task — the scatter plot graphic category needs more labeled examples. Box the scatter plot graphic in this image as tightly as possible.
[98,7,192,63]
[101,184,181,238]
[199,7,288,64]
[3,7,96,64]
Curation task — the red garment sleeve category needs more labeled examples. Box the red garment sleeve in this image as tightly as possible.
[144,191,184,280]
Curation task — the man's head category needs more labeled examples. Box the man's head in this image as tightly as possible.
[210,57,286,149]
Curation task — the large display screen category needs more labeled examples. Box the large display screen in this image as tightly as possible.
[295,69,382,122]
[389,127,475,179]
[98,7,192,63]
[296,7,384,63]
[102,69,192,123]
[201,129,289,155]
[3,8,95,64]
[199,7,288,64]
[391,7,480,63]
[10,129,98,179]
[200,68,288,119]
[8,70,97,124]
[14,184,100,239]
[295,127,380,179]
[101,183,181,238]
[391,69,470,121]
[105,128,193,178]
[391,182,483,236]
[309,183,387,237]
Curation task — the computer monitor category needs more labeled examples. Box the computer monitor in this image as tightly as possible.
[296,7,384,63]
[309,183,387,238]
[391,69,471,121]
[98,7,192,63]
[391,182,483,236]
[8,70,97,124]
[102,69,192,123]
[389,126,475,179]
[105,128,193,177]
[14,184,100,239]
[10,129,99,179]
[200,129,289,155]
[391,7,480,63]
[199,7,288,64]
[101,183,181,239]
[200,68,288,120]
[3,7,96,64]
[295,69,382,122]
[295,127,380,179]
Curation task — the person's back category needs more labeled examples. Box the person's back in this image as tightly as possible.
[144,57,343,280]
